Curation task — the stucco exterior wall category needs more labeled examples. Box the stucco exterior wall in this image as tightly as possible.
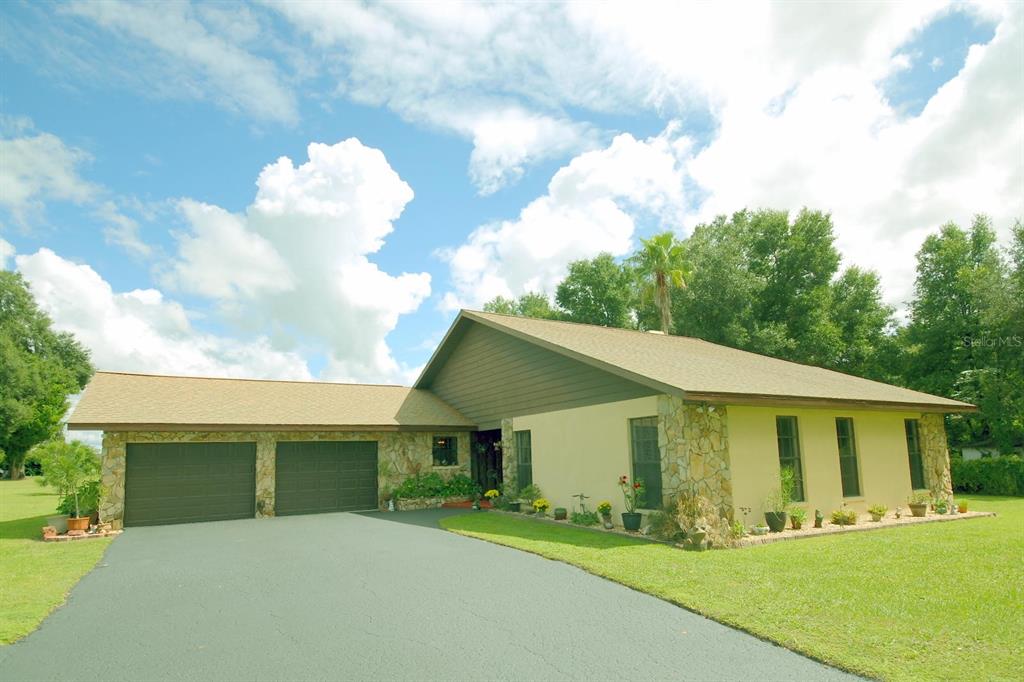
[728,405,936,522]
[99,429,470,528]
[511,396,660,519]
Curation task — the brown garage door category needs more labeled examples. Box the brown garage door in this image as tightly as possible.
[275,441,378,515]
[124,442,256,526]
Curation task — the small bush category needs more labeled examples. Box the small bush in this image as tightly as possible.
[951,455,1024,496]
[394,472,480,500]
[676,491,736,548]
[831,509,857,526]
[570,510,600,526]
[646,507,684,542]
[517,484,543,504]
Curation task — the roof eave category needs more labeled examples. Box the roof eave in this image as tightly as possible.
[683,391,978,413]
[66,422,478,433]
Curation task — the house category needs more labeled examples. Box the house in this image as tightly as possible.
[69,310,974,528]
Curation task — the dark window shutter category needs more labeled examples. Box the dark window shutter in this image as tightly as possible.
[515,430,532,491]
[630,417,662,508]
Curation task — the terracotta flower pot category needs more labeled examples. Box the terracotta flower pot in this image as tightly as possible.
[958,503,968,513]
[67,516,90,532]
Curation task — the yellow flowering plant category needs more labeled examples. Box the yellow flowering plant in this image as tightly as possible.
[596,500,612,516]
[484,489,500,499]
[533,498,550,513]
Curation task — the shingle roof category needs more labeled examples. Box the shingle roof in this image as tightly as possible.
[67,372,476,431]
[431,311,974,412]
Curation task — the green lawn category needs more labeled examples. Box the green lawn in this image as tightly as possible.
[0,479,113,645]
[443,496,1023,681]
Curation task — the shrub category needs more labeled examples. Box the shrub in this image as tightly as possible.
[393,472,480,500]
[831,509,857,525]
[570,510,600,526]
[676,490,736,548]
[518,484,543,504]
[646,507,684,541]
[951,455,1024,496]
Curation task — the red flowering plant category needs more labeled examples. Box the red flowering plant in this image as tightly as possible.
[618,475,645,513]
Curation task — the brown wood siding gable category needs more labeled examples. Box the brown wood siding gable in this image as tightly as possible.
[423,322,657,424]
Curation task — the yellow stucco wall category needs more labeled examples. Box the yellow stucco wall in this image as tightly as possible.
[728,405,922,521]
[512,396,660,518]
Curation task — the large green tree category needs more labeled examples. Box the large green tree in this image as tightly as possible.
[672,209,893,376]
[482,292,560,320]
[555,253,632,327]
[0,271,93,479]
[629,231,691,333]
[902,216,1022,450]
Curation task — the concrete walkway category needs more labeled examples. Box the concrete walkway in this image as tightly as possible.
[0,511,858,681]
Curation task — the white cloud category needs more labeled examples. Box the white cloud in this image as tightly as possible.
[440,126,690,309]
[163,139,431,382]
[0,131,97,221]
[63,0,298,124]
[0,237,14,269]
[684,3,1024,308]
[16,248,312,380]
[97,200,152,259]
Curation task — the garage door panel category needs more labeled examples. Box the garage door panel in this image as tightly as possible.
[125,443,256,526]
[275,441,378,516]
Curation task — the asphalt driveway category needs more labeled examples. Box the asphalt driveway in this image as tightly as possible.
[0,511,857,681]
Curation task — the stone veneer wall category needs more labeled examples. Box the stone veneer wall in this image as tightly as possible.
[919,413,954,505]
[99,430,470,529]
[657,396,734,516]
[500,417,516,493]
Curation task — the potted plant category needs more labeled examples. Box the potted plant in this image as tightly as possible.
[908,491,930,517]
[934,498,948,515]
[553,507,567,520]
[618,475,644,531]
[533,498,550,516]
[957,499,968,513]
[484,489,500,508]
[763,466,795,532]
[597,500,613,527]
[34,440,99,534]
[751,524,769,535]
[830,508,857,526]
[868,503,888,522]
[788,507,807,530]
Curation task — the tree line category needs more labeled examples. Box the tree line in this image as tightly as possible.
[484,209,1024,453]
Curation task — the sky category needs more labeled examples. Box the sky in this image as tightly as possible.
[1,0,1022,391]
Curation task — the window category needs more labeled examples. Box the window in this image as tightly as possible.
[835,418,861,497]
[432,436,458,467]
[904,419,926,489]
[515,430,532,491]
[630,417,662,509]
[775,416,805,502]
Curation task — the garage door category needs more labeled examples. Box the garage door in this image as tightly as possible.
[124,442,256,527]
[275,441,378,516]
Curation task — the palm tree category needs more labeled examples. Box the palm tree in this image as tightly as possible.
[630,231,691,333]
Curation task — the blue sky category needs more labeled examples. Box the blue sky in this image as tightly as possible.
[1,1,1020,385]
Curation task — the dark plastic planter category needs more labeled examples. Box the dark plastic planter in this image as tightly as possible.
[909,503,927,517]
[764,511,788,533]
[621,512,642,531]
[508,501,521,512]
[553,507,567,520]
